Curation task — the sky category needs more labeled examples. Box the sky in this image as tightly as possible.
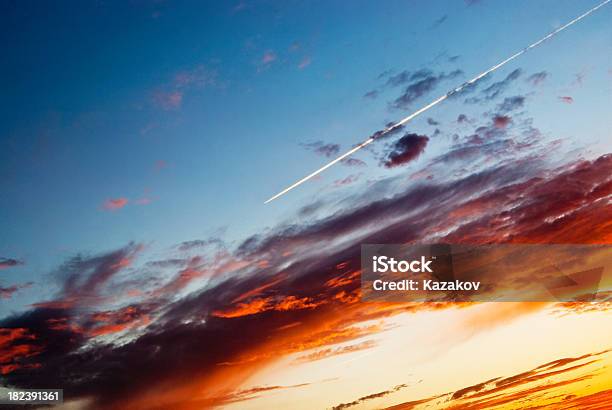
[1,1,611,409]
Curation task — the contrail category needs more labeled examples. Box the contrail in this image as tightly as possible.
[265,0,611,204]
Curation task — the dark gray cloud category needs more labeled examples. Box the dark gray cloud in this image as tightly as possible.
[385,70,413,87]
[300,141,341,158]
[481,68,522,100]
[368,122,405,140]
[464,68,522,104]
[0,257,24,270]
[431,15,448,28]
[363,90,378,99]
[497,95,526,113]
[526,71,548,86]
[177,238,224,251]
[383,133,429,168]
[391,69,463,109]
[341,158,367,167]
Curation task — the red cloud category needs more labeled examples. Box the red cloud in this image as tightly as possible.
[334,174,360,187]
[0,328,42,375]
[493,115,511,129]
[87,305,151,337]
[558,96,574,104]
[0,282,32,299]
[103,197,129,211]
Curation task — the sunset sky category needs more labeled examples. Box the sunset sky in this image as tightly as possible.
[1,1,611,409]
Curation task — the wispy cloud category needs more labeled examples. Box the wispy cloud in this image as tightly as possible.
[526,71,548,86]
[390,69,463,109]
[102,198,129,211]
[153,65,217,110]
[0,257,24,270]
[261,50,277,65]
[298,56,311,69]
[301,141,341,158]
[0,282,32,299]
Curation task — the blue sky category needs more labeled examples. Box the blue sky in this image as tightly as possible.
[1,0,611,312]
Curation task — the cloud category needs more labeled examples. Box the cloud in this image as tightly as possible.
[153,65,216,110]
[368,122,406,140]
[457,114,469,123]
[332,383,408,410]
[212,295,319,318]
[86,305,152,337]
[387,349,610,409]
[383,133,429,168]
[431,15,448,28]
[232,1,248,13]
[173,66,217,89]
[553,291,612,315]
[427,117,440,126]
[0,257,24,270]
[334,174,361,187]
[33,242,142,309]
[301,141,341,158]
[102,198,129,211]
[211,382,312,405]
[298,56,311,69]
[0,327,42,375]
[2,143,611,409]
[497,95,525,113]
[363,90,379,99]
[295,339,376,363]
[391,70,463,109]
[154,160,168,171]
[386,70,413,87]
[466,69,522,104]
[493,115,511,129]
[0,282,32,299]
[153,91,183,110]
[481,68,522,100]
[558,96,574,104]
[341,158,367,167]
[526,71,548,86]
[261,50,277,65]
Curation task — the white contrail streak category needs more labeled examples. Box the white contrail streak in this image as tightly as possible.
[265,0,611,204]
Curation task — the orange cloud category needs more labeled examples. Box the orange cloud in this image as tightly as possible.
[213,295,320,318]
[383,348,611,410]
[294,339,377,363]
[87,305,151,337]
